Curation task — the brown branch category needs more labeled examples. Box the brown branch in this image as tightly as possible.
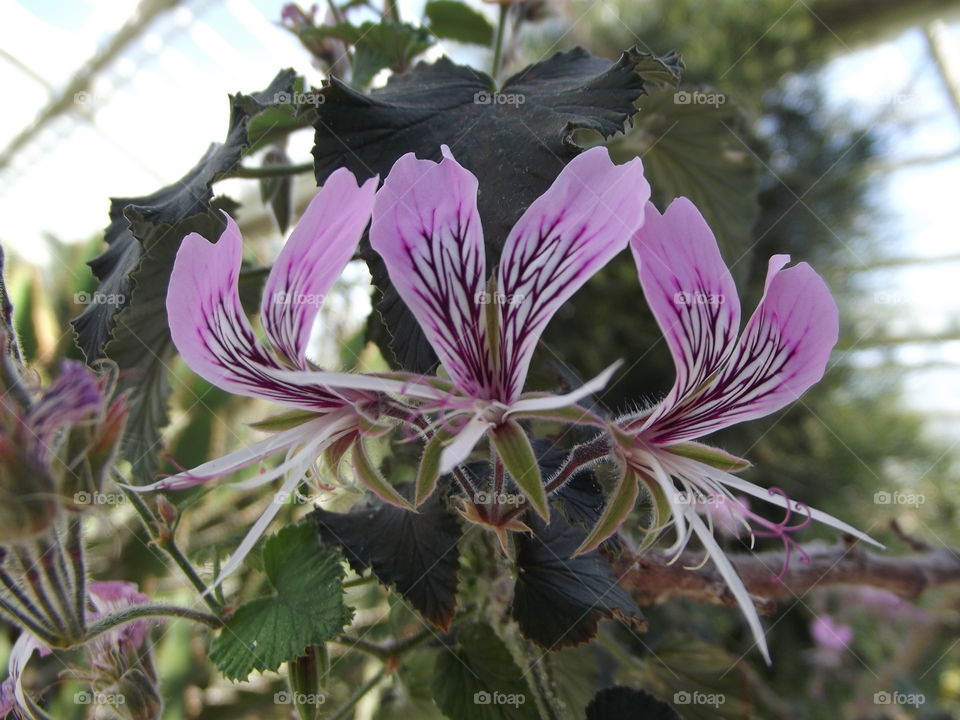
[614,539,960,615]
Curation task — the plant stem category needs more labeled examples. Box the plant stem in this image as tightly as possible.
[330,667,385,720]
[500,434,611,525]
[543,434,610,494]
[491,4,508,79]
[84,604,223,641]
[231,161,314,179]
[334,626,434,661]
[117,478,224,614]
[326,0,344,25]
[382,0,400,24]
[491,455,505,523]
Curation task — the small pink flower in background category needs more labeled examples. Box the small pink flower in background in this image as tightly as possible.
[809,614,854,670]
[811,614,854,653]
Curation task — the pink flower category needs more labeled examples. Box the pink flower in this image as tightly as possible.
[580,197,880,662]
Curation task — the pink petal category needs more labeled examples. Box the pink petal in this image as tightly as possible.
[651,255,839,443]
[370,146,495,399]
[167,214,368,411]
[497,147,648,402]
[630,198,740,419]
[260,169,377,365]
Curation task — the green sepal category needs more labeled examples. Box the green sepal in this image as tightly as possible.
[490,420,548,522]
[249,409,322,432]
[415,430,447,507]
[670,441,751,472]
[353,439,415,511]
[574,465,638,556]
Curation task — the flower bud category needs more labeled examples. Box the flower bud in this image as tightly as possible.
[287,645,328,720]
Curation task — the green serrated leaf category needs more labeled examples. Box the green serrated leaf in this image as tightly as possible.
[431,623,539,720]
[490,420,548,522]
[575,466,638,555]
[209,524,352,681]
[424,0,494,45]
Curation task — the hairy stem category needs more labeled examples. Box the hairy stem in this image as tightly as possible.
[84,603,223,641]
[117,478,224,614]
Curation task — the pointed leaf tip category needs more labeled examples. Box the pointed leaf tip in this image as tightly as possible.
[491,420,549,522]
[574,466,638,555]
[352,439,416,512]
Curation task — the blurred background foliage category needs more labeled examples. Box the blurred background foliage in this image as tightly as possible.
[2,0,960,718]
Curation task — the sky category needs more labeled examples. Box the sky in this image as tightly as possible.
[0,0,957,432]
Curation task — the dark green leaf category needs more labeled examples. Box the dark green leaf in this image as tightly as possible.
[585,687,679,720]
[424,1,494,45]
[70,69,297,481]
[313,47,681,371]
[431,623,538,720]
[209,523,352,681]
[309,486,462,629]
[511,512,643,648]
